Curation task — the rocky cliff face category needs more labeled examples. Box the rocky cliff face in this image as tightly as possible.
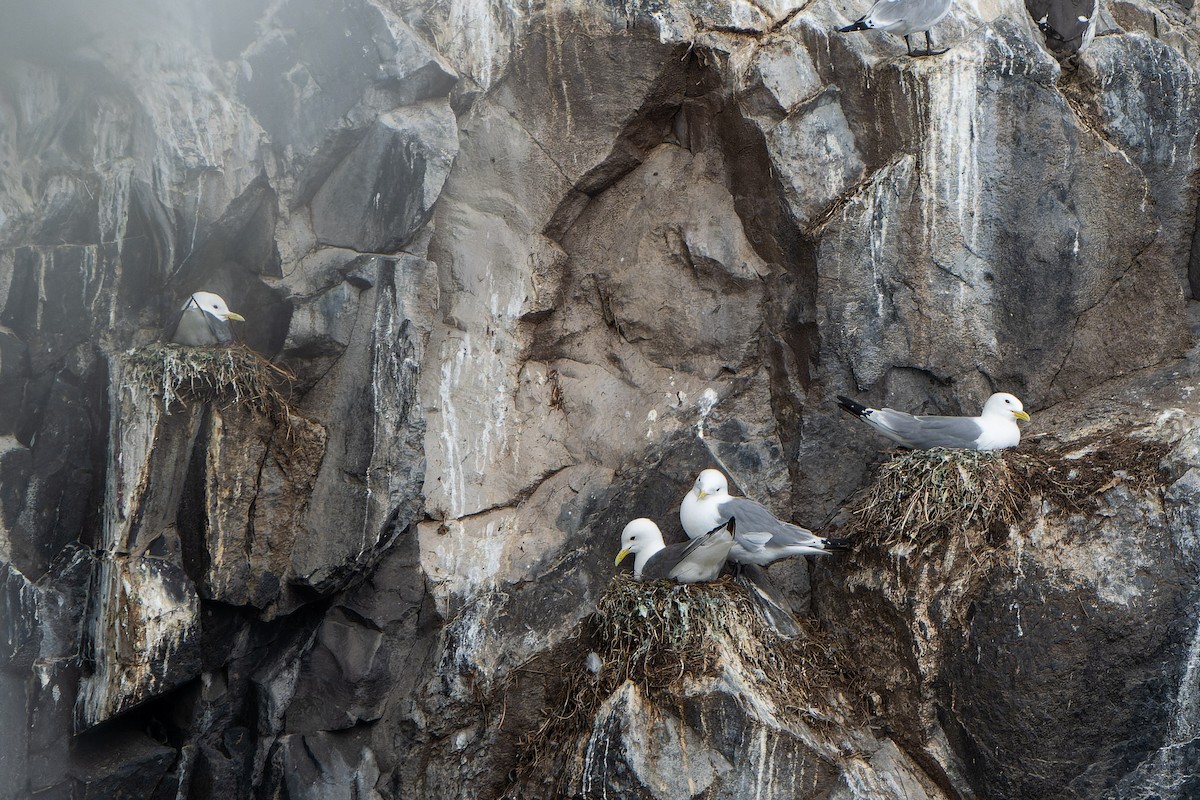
[2,0,1200,797]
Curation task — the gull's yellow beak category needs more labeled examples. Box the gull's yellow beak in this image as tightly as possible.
[615,548,630,567]
[1014,410,1030,422]
[697,489,707,500]
[225,312,246,322]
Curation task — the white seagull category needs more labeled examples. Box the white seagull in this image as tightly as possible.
[838,0,955,56]
[168,291,245,346]
[680,469,850,566]
[836,392,1031,450]
[614,517,734,583]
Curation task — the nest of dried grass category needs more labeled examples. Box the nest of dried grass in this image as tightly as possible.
[852,449,1024,554]
[502,575,857,798]
[849,434,1169,558]
[125,343,294,423]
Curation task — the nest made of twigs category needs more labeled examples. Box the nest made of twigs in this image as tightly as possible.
[849,434,1170,558]
[125,343,295,424]
[501,575,857,798]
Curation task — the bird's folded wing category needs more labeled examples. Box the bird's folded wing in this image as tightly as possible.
[720,497,820,546]
[874,409,983,448]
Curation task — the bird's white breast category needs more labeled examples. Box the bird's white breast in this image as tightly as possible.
[680,493,723,539]
[973,419,1020,450]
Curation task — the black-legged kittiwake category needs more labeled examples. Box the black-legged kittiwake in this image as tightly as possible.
[838,0,954,56]
[168,291,245,346]
[680,469,850,566]
[614,517,734,583]
[837,392,1030,450]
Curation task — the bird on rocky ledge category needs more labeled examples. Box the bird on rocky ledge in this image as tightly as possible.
[836,392,1031,450]
[168,291,245,346]
[838,0,954,57]
[615,517,734,583]
[680,469,851,565]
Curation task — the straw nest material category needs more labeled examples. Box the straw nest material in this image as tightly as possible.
[849,434,1169,556]
[125,343,294,424]
[502,574,858,798]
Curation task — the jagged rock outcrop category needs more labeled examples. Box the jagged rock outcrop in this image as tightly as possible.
[2,0,1200,797]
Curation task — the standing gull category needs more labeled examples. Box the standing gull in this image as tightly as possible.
[680,469,850,566]
[837,392,1030,450]
[168,291,245,346]
[838,0,954,56]
[614,518,734,583]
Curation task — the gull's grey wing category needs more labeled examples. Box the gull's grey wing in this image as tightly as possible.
[716,497,822,548]
[168,301,234,346]
[642,528,731,582]
[872,408,983,449]
[869,0,950,30]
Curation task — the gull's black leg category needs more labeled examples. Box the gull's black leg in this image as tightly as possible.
[916,29,949,56]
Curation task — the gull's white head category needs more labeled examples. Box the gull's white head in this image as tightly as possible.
[614,518,665,568]
[692,468,729,501]
[185,291,245,322]
[982,392,1030,422]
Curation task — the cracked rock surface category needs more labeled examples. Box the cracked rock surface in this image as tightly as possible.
[2,0,1200,797]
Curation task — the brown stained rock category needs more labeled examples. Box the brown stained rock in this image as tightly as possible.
[198,404,327,613]
[560,143,770,376]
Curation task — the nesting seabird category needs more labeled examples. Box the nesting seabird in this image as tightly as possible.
[837,392,1030,450]
[680,469,850,566]
[1026,0,1097,54]
[838,0,954,56]
[168,291,245,346]
[614,517,734,583]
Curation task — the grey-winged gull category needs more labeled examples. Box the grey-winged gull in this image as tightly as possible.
[838,0,954,56]
[168,291,245,346]
[680,469,850,566]
[837,392,1030,450]
[614,517,734,583]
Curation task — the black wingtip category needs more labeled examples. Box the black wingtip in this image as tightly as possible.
[823,536,853,551]
[838,19,869,32]
[836,395,870,418]
[706,517,734,537]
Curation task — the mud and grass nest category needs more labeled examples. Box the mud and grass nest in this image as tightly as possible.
[125,343,295,424]
[502,575,858,798]
[849,433,1170,557]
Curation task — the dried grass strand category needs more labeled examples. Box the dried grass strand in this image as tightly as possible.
[125,342,295,425]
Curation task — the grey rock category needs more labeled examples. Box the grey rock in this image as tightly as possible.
[236,0,456,161]
[69,729,176,800]
[277,730,383,800]
[2,0,1200,798]
[76,556,202,729]
[311,100,458,253]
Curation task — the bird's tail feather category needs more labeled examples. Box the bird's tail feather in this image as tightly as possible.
[836,395,871,418]
[736,565,802,639]
[838,19,870,32]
